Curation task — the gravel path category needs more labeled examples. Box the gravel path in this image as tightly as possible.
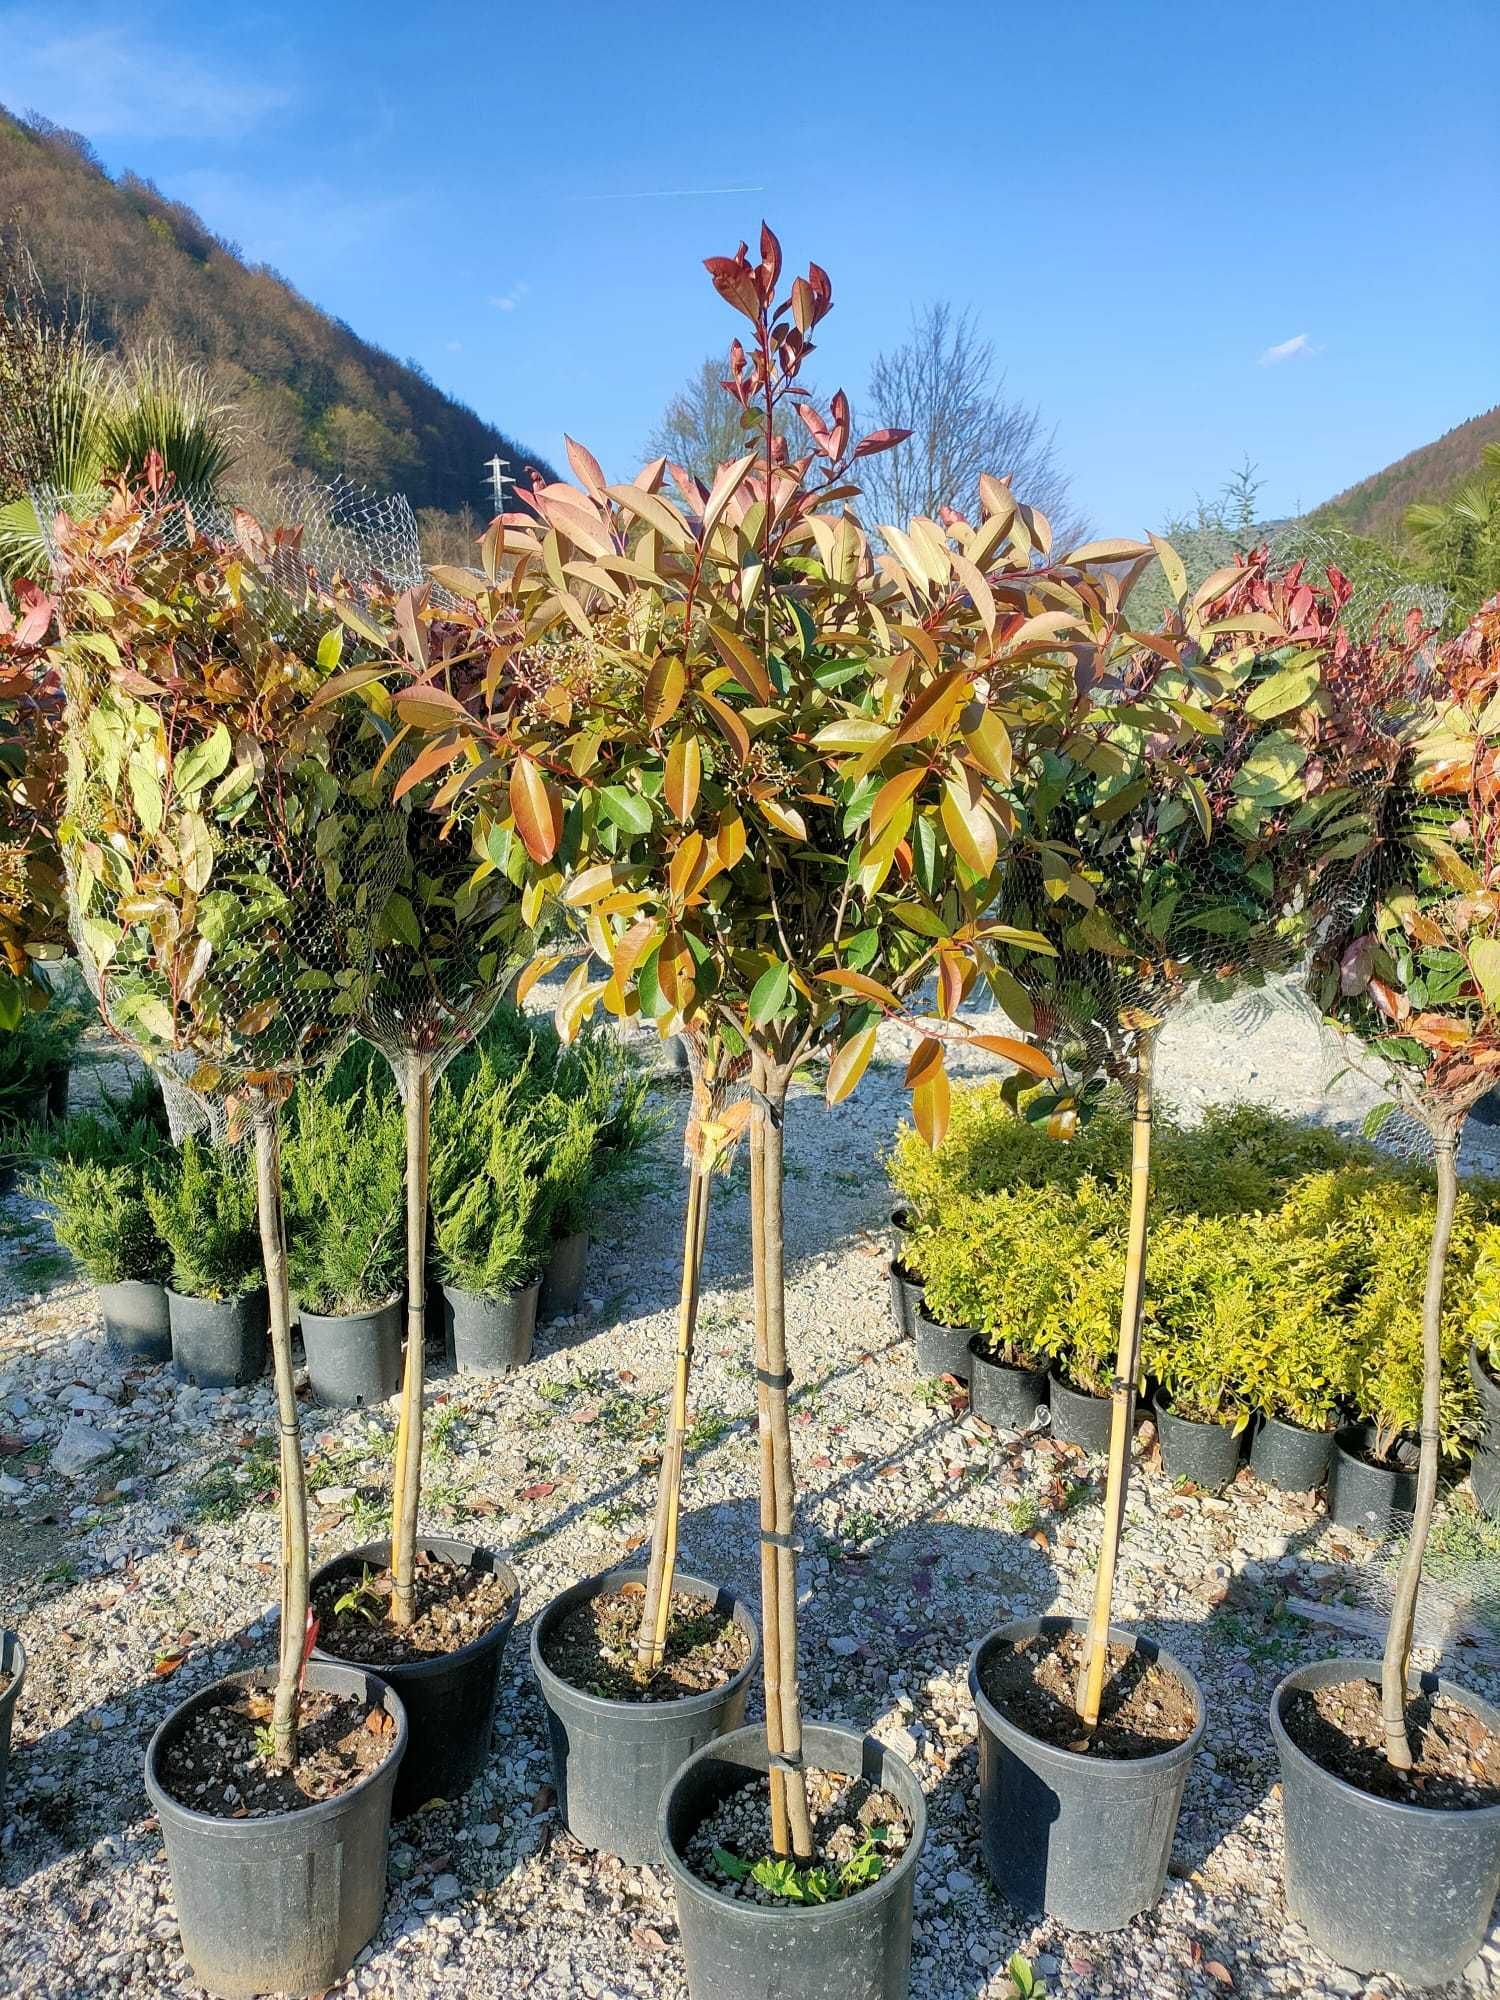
[2,983,1499,2000]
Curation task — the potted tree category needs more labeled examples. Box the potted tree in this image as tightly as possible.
[1267,592,1500,1986]
[969,548,1341,1930]
[51,475,407,1997]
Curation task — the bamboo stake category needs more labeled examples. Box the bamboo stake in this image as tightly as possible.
[635,1156,711,1671]
[753,1048,813,1859]
[253,1102,309,1769]
[390,1053,430,1628]
[748,1064,790,1857]
[1076,1030,1155,1728]
[1381,1129,1459,1767]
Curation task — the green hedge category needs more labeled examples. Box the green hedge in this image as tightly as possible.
[888,1084,1492,1454]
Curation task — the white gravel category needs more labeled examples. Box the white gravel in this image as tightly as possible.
[1,981,1498,2000]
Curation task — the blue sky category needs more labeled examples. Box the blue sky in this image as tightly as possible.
[2,0,1496,535]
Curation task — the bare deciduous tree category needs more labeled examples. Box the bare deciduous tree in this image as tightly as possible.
[643,355,808,483]
[859,302,1084,544]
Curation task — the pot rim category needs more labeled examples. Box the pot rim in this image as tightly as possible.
[657,1718,928,1926]
[1269,1655,1500,1827]
[969,1615,1205,1776]
[1157,1404,1243,1438]
[530,1565,761,1721]
[1047,1369,1108,1403]
[439,1275,542,1307]
[1333,1422,1418,1471]
[887,1255,923,1286]
[298,1293,404,1330]
[310,1537,520,1679]
[1252,1411,1336,1440]
[913,1306,973,1337]
[143,1661,407,1836]
[165,1283,269,1309]
[966,1335,1046,1379]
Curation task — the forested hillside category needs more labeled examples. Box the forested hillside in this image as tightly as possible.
[1311,404,1500,540]
[0,106,555,537]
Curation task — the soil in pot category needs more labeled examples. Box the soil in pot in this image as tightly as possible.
[1280,1676,1500,1810]
[538,1582,751,1703]
[979,1626,1198,1759]
[154,1681,399,1817]
[312,1548,516,1668]
[686,1765,911,1906]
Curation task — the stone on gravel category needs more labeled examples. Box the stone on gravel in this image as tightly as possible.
[48,1419,117,1476]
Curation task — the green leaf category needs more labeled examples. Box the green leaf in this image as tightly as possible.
[712,1846,750,1882]
[1471,939,1500,1013]
[748,959,791,1024]
[383,893,422,953]
[127,744,163,835]
[173,724,234,798]
[1245,662,1318,720]
[316,627,344,672]
[599,785,653,837]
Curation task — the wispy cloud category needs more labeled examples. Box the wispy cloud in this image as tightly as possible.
[1258,333,1320,367]
[566,184,766,203]
[0,14,291,140]
[489,281,531,313]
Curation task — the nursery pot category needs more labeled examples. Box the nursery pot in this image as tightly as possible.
[299,1296,402,1409]
[98,1279,172,1365]
[45,1065,68,1122]
[143,1660,406,1999]
[1249,1414,1335,1494]
[0,1628,25,1824]
[886,1259,925,1342]
[310,1536,519,1819]
[168,1287,269,1390]
[970,1616,1204,1932]
[1328,1423,1417,1536]
[967,1339,1047,1431]
[441,1278,539,1375]
[658,1721,928,2000]
[1157,1408,1244,1492]
[1469,1344,1500,1516]
[1046,1372,1113,1454]
[913,1307,971,1382]
[531,1566,760,1865]
[1271,1657,1500,1987]
[540,1231,590,1321]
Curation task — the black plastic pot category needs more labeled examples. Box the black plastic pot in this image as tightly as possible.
[143,1660,406,1998]
[98,1279,172,1365]
[887,1259,925,1341]
[1328,1423,1417,1535]
[913,1308,971,1382]
[168,1287,269,1389]
[310,1535,518,1818]
[0,1628,25,1824]
[1469,1344,1500,1516]
[531,1566,760,1865]
[889,1203,911,1234]
[441,1278,539,1374]
[1157,1407,1244,1491]
[1249,1413,1335,1493]
[1271,1657,1500,1987]
[968,1340,1047,1431]
[1047,1372,1113,1454]
[45,1066,68,1122]
[540,1231,590,1321]
[659,1720,928,2000]
[970,1616,1203,1932]
[300,1296,402,1408]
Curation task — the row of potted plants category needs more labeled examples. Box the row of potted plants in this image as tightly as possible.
[25,1005,655,1397]
[5,229,1500,1998]
[887,1087,1488,1523]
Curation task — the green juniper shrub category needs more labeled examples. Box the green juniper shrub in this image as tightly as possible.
[30,1154,170,1285]
[282,1074,404,1317]
[430,1057,546,1299]
[145,1135,261,1301]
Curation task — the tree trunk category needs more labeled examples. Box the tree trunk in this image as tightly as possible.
[635,1156,712,1672]
[1381,1130,1459,1767]
[390,1053,429,1628]
[749,1046,812,1859]
[1075,1031,1155,1728]
[253,1103,309,1769]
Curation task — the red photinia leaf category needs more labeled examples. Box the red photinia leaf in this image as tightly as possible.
[511,755,561,862]
[851,428,913,460]
[564,434,607,498]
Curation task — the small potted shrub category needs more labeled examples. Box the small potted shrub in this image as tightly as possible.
[146,1136,268,1388]
[430,1057,545,1372]
[284,1073,404,1407]
[1469,1224,1500,1511]
[1139,1216,1259,1491]
[1038,1199,1127,1455]
[31,1150,172,1360]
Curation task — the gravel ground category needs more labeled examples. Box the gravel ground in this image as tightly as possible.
[2,980,1499,2000]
